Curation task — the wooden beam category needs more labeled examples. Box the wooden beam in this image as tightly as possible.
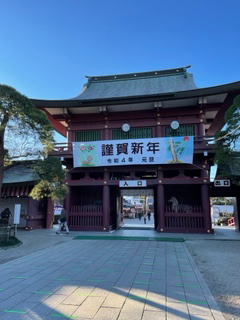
[42,109,67,137]
[206,93,235,136]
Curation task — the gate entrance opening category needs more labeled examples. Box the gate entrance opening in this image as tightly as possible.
[210,197,237,230]
[117,189,155,229]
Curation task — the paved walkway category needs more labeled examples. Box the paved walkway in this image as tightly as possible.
[122,216,155,228]
[0,238,224,320]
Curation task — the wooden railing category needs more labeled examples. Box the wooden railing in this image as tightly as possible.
[165,205,203,214]
[51,143,72,155]
[164,205,205,232]
[194,136,214,151]
[69,205,103,230]
[70,205,102,214]
[164,215,205,230]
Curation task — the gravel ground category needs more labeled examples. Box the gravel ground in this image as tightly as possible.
[187,239,240,320]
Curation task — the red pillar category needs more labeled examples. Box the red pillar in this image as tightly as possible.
[201,184,212,232]
[68,129,74,142]
[46,198,54,229]
[104,115,110,140]
[198,119,205,136]
[65,186,71,221]
[103,185,110,231]
[65,169,71,214]
[156,184,165,232]
[156,125,161,137]
[235,195,240,232]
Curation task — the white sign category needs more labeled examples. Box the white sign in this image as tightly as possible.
[214,179,231,187]
[73,136,194,168]
[54,205,63,215]
[119,180,147,188]
[14,204,21,224]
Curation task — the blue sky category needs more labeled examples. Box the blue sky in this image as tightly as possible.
[0,0,240,100]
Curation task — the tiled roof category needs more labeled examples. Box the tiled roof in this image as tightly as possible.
[73,67,197,100]
[3,165,39,184]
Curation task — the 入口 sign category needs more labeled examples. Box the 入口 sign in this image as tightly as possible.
[119,180,147,188]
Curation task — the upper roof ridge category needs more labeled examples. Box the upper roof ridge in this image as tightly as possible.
[86,66,192,82]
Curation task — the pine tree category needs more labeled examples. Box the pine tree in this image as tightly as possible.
[30,157,68,201]
[0,84,54,196]
[215,95,240,182]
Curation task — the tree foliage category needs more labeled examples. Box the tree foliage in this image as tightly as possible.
[215,95,240,179]
[211,197,235,205]
[30,157,68,201]
[0,84,54,195]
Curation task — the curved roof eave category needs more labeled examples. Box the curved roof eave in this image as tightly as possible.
[32,81,240,108]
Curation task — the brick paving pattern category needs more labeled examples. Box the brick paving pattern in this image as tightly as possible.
[0,239,224,319]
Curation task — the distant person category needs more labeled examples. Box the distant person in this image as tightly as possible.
[131,207,136,219]
[56,208,69,234]
[147,211,151,221]
[143,213,147,224]
[0,208,11,224]
[138,212,142,221]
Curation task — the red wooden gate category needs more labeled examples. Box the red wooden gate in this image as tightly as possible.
[69,205,103,231]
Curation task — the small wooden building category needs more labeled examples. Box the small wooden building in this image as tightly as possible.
[0,163,53,229]
[32,66,240,233]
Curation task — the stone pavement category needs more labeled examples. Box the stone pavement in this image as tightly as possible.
[0,228,72,265]
[0,238,225,320]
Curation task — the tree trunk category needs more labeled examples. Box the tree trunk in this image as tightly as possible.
[0,115,8,199]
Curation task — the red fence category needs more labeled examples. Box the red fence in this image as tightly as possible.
[164,215,205,231]
[165,205,203,214]
[164,205,205,232]
[70,205,102,213]
[69,205,103,230]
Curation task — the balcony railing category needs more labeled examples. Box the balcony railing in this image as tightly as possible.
[51,143,72,156]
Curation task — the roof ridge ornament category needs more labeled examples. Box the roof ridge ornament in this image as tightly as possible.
[85,66,192,81]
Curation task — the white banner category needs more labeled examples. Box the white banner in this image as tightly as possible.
[73,136,194,168]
